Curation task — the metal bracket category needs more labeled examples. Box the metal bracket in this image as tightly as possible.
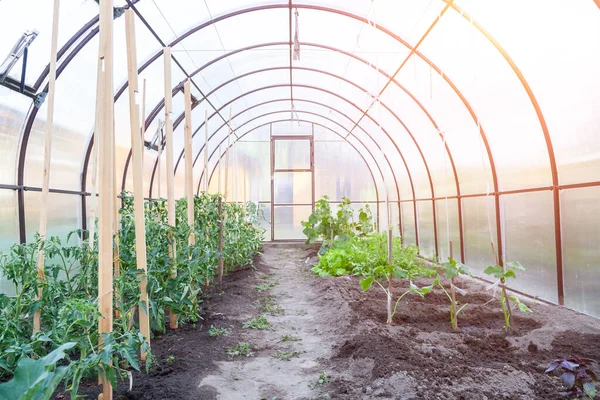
[34,91,47,108]
[113,7,125,19]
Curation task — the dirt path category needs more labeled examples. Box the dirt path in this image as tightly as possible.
[198,244,336,399]
[74,243,600,400]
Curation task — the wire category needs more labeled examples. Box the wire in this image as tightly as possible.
[150,0,224,108]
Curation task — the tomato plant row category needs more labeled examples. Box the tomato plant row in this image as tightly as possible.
[0,193,264,398]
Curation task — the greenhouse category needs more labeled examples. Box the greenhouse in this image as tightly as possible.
[0,0,599,399]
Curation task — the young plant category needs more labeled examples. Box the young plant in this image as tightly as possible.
[272,351,301,361]
[483,261,532,330]
[545,357,599,399]
[208,325,228,337]
[242,315,272,330]
[225,343,253,358]
[437,258,471,331]
[279,334,301,342]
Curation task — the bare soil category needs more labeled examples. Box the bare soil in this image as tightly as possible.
[60,244,600,399]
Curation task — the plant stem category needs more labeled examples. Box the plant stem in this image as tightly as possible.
[387,275,392,324]
[501,281,513,330]
[450,277,458,331]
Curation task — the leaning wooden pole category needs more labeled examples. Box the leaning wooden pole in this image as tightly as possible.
[88,57,102,251]
[164,47,178,330]
[204,110,209,193]
[125,9,150,358]
[97,0,115,398]
[33,0,60,334]
[224,109,232,201]
[184,79,195,247]
[218,196,224,285]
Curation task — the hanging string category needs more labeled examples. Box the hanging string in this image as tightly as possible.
[292,8,300,61]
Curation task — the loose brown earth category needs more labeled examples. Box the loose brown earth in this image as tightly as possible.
[62,244,600,399]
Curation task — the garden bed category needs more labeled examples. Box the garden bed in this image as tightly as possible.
[55,245,600,399]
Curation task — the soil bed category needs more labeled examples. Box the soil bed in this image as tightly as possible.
[57,244,600,399]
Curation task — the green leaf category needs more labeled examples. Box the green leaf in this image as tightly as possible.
[360,276,374,292]
[504,270,516,280]
[0,342,76,400]
[505,261,526,272]
[483,265,504,278]
[583,382,596,398]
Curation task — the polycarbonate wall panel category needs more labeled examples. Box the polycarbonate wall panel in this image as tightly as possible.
[314,141,377,203]
[23,192,81,244]
[462,196,497,275]
[436,199,461,263]
[501,192,557,303]
[274,172,312,205]
[421,9,553,192]
[561,187,600,317]
[401,202,416,246]
[0,190,19,252]
[274,140,310,170]
[0,89,30,185]
[416,201,435,259]
[0,0,98,86]
[273,205,312,240]
[454,0,600,187]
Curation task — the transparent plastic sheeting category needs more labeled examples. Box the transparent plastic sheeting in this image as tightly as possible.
[0,0,598,317]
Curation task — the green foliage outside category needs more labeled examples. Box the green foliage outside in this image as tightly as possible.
[301,196,374,254]
[0,193,264,398]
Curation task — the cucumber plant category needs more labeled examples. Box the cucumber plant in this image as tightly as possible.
[436,257,471,331]
[483,261,531,330]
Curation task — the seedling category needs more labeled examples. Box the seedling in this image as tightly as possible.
[545,357,599,399]
[261,303,285,315]
[483,261,532,330]
[166,355,175,363]
[272,351,301,361]
[208,325,228,337]
[360,244,434,324]
[279,334,301,342]
[437,258,471,331]
[254,280,278,292]
[225,343,254,358]
[311,370,329,388]
[242,315,272,330]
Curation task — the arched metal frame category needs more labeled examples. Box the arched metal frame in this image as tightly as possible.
[201,118,384,228]
[11,1,594,304]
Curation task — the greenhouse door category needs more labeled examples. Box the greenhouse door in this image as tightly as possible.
[270,133,315,241]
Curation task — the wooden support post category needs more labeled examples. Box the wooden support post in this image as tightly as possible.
[125,8,150,358]
[33,0,60,334]
[204,110,209,193]
[164,47,178,330]
[184,79,195,247]
[217,144,222,195]
[141,78,146,165]
[218,196,224,286]
[89,57,102,251]
[224,109,232,201]
[97,0,115,398]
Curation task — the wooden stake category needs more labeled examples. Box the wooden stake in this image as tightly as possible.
[33,0,60,334]
[217,144,222,195]
[184,79,194,247]
[141,78,147,165]
[224,109,232,201]
[164,47,178,330]
[125,8,150,358]
[97,0,115,397]
[450,241,458,331]
[89,57,102,251]
[204,110,209,193]
[218,196,224,286]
